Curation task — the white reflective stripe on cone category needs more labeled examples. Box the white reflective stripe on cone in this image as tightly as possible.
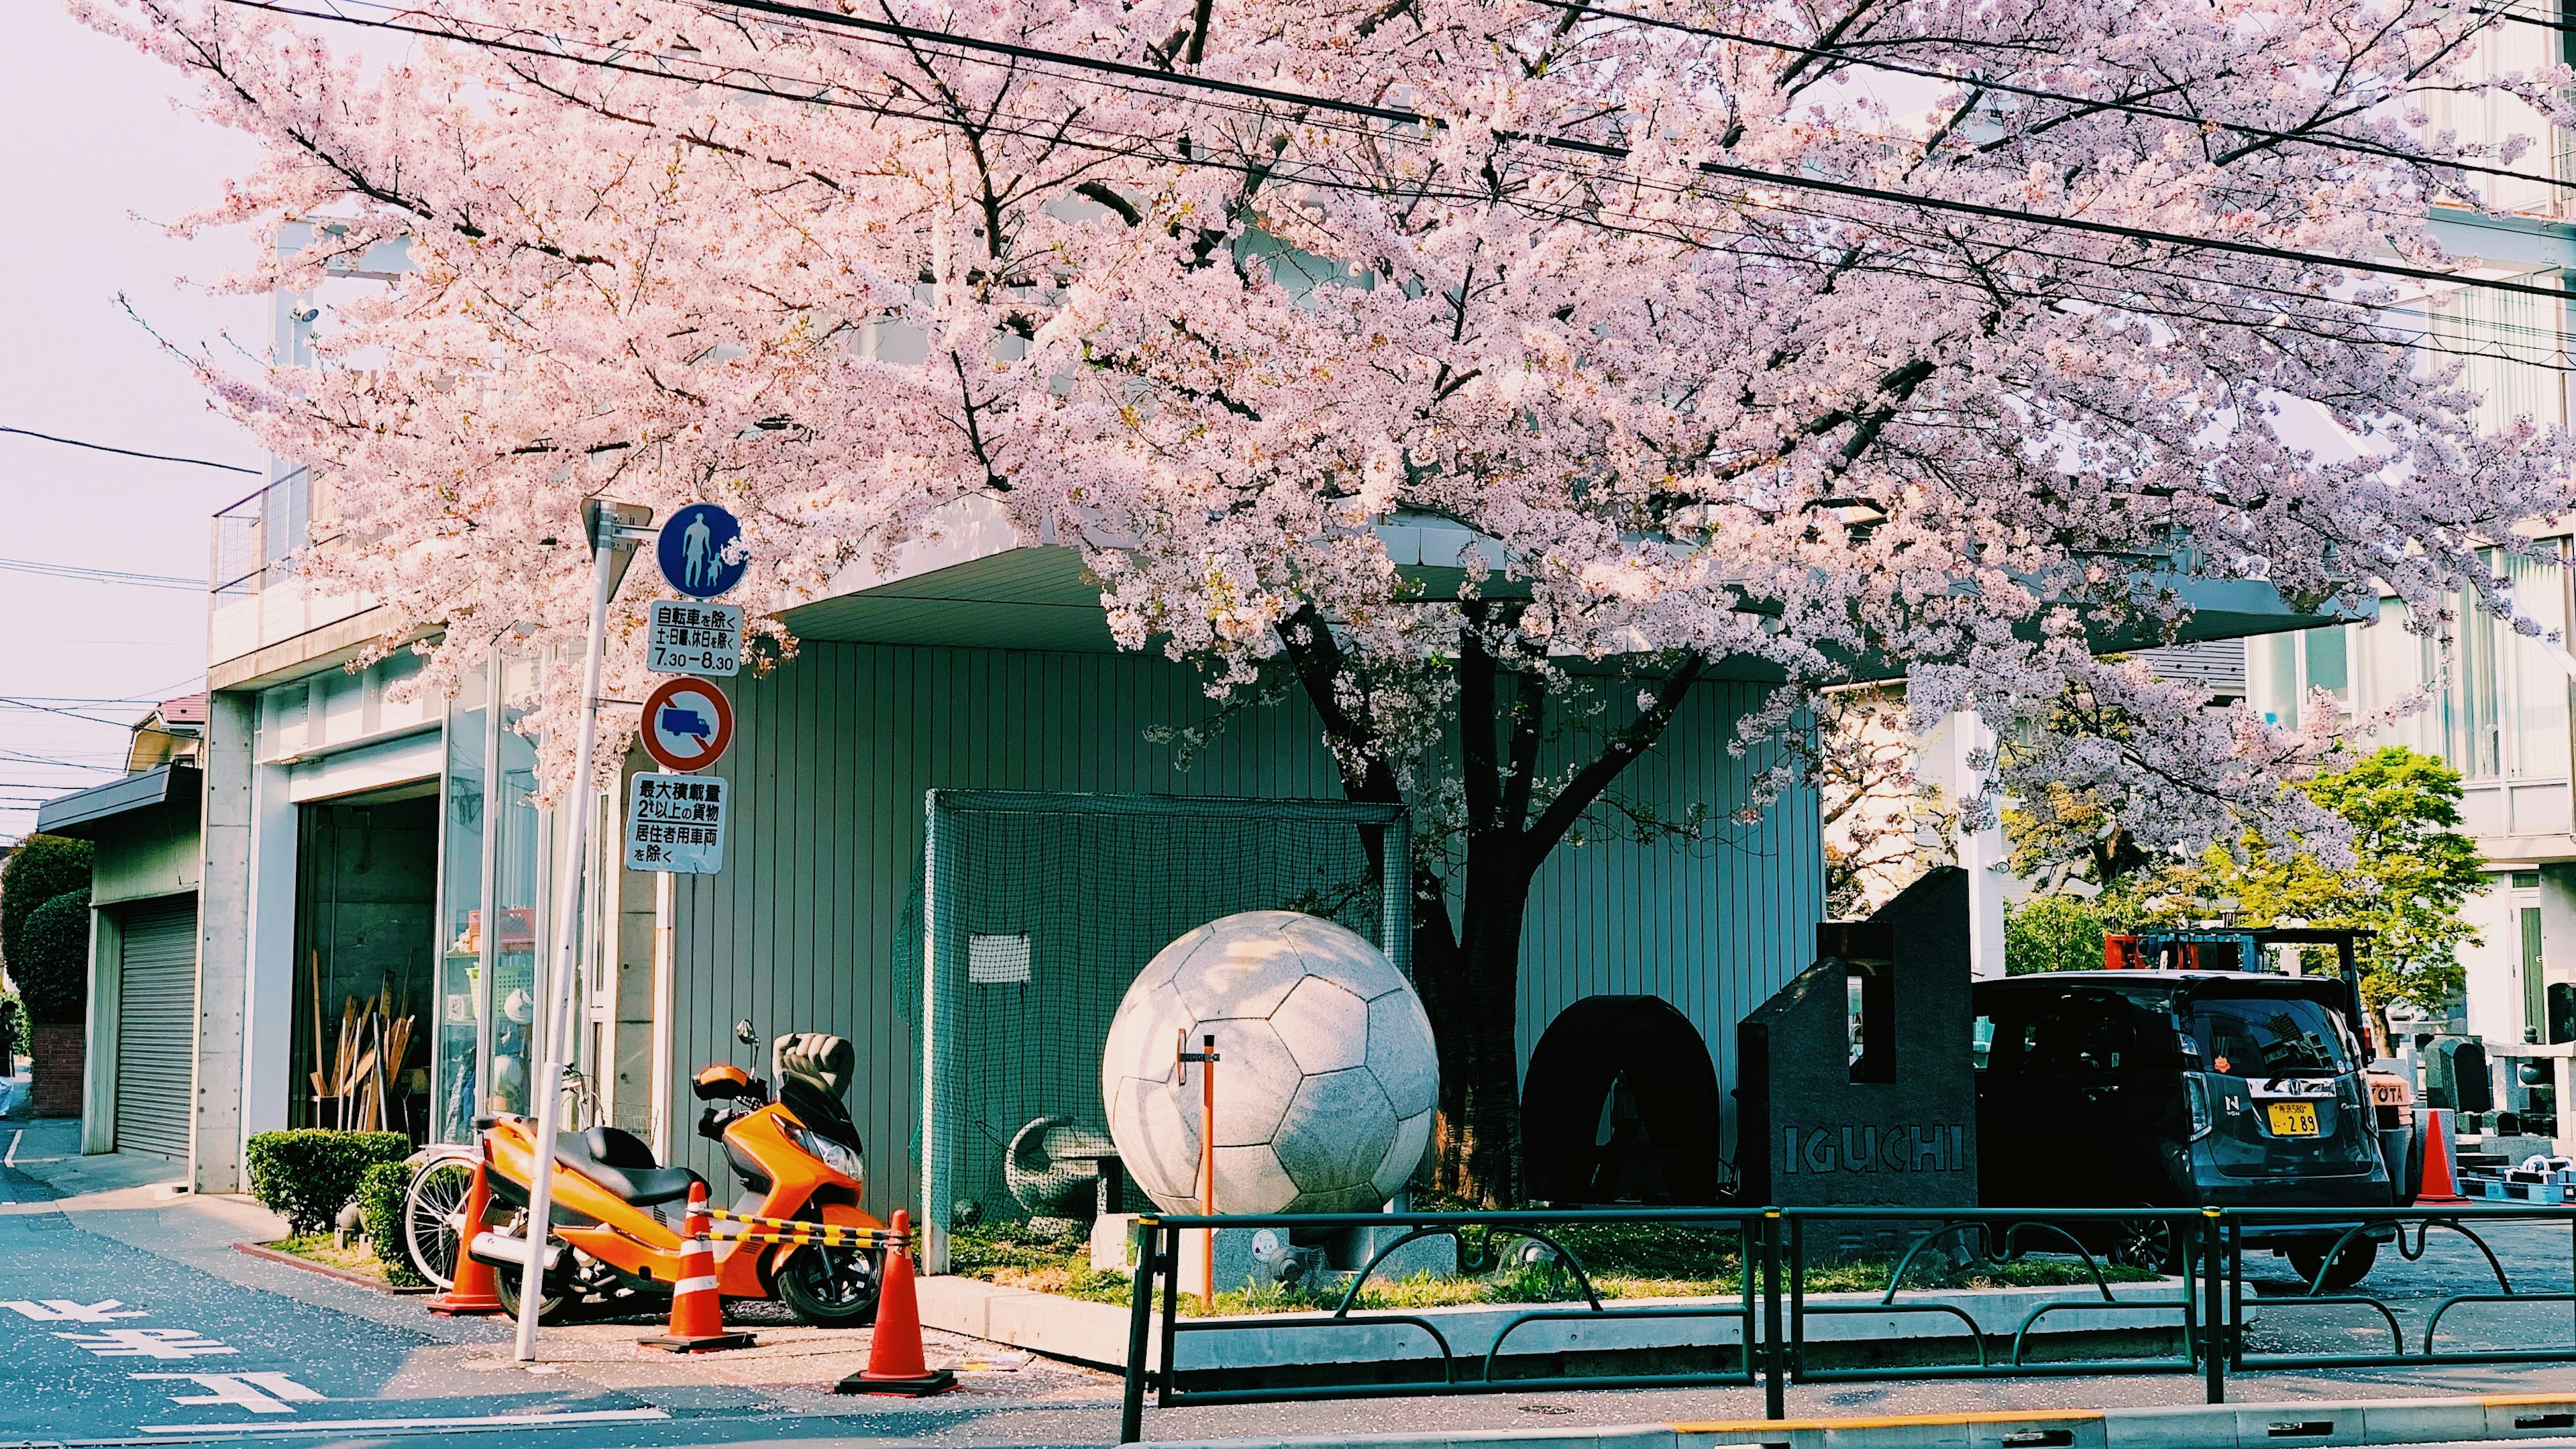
[674,1276,719,1295]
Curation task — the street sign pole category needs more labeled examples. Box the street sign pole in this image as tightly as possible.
[516,500,651,1363]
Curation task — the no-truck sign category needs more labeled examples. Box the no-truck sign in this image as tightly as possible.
[639,676,733,772]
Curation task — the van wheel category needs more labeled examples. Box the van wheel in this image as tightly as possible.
[2108,1211,2183,1274]
[2286,1237,2377,1293]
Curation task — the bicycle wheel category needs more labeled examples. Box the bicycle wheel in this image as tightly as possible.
[401,1152,479,1290]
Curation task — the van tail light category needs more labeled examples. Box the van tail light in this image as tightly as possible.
[2186,1073,2216,1140]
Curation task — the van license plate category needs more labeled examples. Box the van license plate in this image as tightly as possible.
[2267,1102,2320,1136]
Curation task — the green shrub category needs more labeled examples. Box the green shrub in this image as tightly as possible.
[15,888,91,1025]
[245,1130,411,1235]
[356,1161,425,1287]
[2004,893,2115,975]
[1,837,90,1002]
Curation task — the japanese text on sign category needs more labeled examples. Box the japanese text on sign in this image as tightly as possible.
[646,599,743,678]
[627,772,729,874]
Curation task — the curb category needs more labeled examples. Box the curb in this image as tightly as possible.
[231,1240,430,1294]
[1136,1394,2576,1449]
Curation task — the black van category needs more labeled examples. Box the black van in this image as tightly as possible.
[1973,971,2395,1289]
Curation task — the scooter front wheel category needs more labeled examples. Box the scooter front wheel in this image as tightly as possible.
[776,1242,883,1327]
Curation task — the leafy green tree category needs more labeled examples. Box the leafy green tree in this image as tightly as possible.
[1,835,91,996]
[2131,747,2485,1046]
[2005,894,2127,975]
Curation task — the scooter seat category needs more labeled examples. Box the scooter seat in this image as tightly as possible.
[556,1126,704,1208]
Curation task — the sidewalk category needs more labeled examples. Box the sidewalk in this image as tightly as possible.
[1,1116,292,1269]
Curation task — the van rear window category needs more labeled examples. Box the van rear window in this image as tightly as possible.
[2192,996,2351,1076]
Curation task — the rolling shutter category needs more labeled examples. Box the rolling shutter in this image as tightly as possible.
[113,896,197,1159]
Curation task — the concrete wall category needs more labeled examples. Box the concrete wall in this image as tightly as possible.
[193,692,255,1193]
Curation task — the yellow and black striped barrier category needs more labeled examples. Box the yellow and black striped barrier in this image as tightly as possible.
[706,1210,904,1250]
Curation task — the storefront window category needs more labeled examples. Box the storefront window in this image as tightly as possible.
[435,664,490,1144]
[486,660,546,1119]
[424,655,561,1140]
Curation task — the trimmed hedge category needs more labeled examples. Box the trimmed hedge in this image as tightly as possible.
[15,888,91,1025]
[246,1130,411,1235]
[1,836,91,1006]
[356,1161,425,1287]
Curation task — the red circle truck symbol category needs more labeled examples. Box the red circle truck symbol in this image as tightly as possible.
[641,677,734,771]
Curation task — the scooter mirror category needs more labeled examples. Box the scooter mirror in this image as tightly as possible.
[735,1018,758,1045]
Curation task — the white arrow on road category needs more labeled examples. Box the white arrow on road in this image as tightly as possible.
[1,1298,150,1322]
[132,1373,325,1415]
[56,1328,234,1358]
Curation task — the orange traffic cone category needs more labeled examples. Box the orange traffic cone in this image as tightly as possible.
[426,1159,504,1315]
[641,1181,755,1352]
[2417,1107,2469,1205]
[835,1210,955,1396]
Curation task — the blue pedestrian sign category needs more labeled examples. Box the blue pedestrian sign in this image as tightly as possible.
[657,502,745,599]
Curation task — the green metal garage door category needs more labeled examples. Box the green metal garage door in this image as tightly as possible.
[113,896,197,1159]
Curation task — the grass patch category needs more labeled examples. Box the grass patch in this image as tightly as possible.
[264,1234,402,1284]
[945,1223,2156,1318]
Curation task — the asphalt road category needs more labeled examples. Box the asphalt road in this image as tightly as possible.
[20,1126,2576,1449]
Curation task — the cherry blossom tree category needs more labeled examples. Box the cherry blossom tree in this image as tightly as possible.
[81,0,2576,1200]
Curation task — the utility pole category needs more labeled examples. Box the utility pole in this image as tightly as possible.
[515,498,653,1362]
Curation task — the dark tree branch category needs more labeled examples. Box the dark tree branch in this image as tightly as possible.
[1527,655,1709,856]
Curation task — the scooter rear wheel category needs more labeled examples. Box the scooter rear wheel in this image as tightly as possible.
[488,1212,578,1324]
[776,1241,883,1327]
[492,1264,574,1324]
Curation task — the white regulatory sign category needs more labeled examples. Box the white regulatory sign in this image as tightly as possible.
[646,599,743,677]
[626,772,729,874]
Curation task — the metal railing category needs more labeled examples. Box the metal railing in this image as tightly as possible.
[211,466,318,599]
[2225,1205,2576,1372]
[1116,1203,2576,1441]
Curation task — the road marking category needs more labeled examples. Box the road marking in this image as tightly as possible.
[131,1374,325,1415]
[137,1406,672,1436]
[57,1329,235,1359]
[5,1299,150,1322]
[5,1128,20,1167]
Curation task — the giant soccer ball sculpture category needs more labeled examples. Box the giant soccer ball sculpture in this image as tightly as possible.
[1102,910,1438,1215]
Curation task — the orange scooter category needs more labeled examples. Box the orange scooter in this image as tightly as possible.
[467,1032,887,1325]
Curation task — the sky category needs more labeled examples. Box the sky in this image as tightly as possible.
[0,3,267,842]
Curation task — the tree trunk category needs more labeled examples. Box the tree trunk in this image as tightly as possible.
[1450,837,1534,1205]
[1273,603,1705,1208]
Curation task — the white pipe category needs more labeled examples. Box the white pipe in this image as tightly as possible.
[1953,709,2007,979]
[514,517,617,1361]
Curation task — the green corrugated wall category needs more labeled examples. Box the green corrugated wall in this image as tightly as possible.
[666,641,1822,1217]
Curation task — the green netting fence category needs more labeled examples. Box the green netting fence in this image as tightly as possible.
[898,790,1411,1271]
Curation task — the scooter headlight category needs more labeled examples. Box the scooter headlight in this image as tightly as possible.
[793,1126,864,1182]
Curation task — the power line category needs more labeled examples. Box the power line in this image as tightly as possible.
[236,0,2576,315]
[179,0,2576,480]
[672,0,2576,304]
[0,425,262,475]
[0,557,204,591]
[1528,0,2576,202]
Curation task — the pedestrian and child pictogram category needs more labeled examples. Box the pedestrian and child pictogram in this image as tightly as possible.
[656,502,745,599]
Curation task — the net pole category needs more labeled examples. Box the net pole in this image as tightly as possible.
[920,791,947,1275]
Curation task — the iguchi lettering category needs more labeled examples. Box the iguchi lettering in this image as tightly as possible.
[1780,1123,1966,1173]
